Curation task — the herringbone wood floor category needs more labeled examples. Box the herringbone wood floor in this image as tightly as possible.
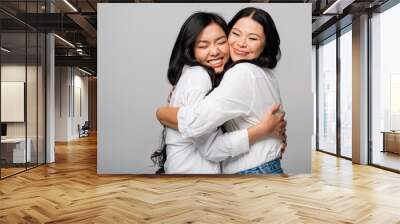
[1,134,400,224]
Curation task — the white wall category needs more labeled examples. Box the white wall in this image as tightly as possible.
[1,82,24,122]
[1,63,46,164]
[1,65,38,138]
[72,72,89,138]
[55,66,69,141]
[1,65,26,129]
[55,67,89,141]
[98,3,312,174]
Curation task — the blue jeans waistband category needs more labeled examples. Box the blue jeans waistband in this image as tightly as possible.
[237,158,283,174]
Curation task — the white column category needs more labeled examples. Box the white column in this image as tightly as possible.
[352,14,369,164]
[46,33,55,163]
[46,1,55,163]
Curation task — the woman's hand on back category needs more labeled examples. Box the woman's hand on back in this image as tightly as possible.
[260,104,285,138]
[247,104,286,144]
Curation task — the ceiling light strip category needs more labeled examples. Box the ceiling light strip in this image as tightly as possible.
[63,0,78,12]
[54,34,75,48]
[323,0,343,14]
[1,47,11,53]
[78,67,93,76]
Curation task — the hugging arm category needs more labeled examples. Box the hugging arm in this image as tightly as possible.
[155,65,287,161]
[156,107,179,130]
[193,103,286,162]
[156,104,284,161]
[177,65,254,138]
[156,101,286,146]
[176,64,286,142]
[155,68,256,161]
[156,66,253,135]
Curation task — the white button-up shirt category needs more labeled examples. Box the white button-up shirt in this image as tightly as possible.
[178,63,284,174]
[165,66,250,174]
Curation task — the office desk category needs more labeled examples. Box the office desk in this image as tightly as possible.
[1,138,31,163]
[381,131,400,154]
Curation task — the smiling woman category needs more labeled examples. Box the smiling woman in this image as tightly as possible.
[156,7,287,174]
[227,7,281,69]
[229,17,266,61]
[151,11,284,174]
[194,22,230,74]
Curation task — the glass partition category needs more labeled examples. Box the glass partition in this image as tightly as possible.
[0,1,46,179]
[1,31,28,177]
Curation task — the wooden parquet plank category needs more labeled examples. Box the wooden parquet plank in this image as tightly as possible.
[1,134,400,223]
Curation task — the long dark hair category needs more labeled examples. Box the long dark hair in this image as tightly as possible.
[228,7,281,69]
[168,12,229,88]
[151,12,229,174]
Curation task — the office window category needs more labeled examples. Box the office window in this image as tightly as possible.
[390,74,400,130]
[318,36,337,154]
[371,3,400,171]
[312,46,317,150]
[340,28,352,158]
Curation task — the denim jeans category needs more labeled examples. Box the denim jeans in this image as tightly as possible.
[237,158,283,174]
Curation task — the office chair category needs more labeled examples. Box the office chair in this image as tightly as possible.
[79,121,90,138]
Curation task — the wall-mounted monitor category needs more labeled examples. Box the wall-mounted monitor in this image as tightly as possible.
[1,82,25,122]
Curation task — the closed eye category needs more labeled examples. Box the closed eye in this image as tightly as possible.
[217,40,227,45]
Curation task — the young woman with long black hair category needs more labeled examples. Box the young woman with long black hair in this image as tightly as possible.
[157,7,287,174]
[151,11,285,174]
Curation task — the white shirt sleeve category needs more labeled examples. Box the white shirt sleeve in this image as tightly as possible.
[194,129,250,162]
[178,63,255,138]
[179,66,250,161]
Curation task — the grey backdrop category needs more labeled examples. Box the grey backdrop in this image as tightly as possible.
[98,3,312,174]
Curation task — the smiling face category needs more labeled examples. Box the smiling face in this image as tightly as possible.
[228,16,266,62]
[194,22,230,74]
